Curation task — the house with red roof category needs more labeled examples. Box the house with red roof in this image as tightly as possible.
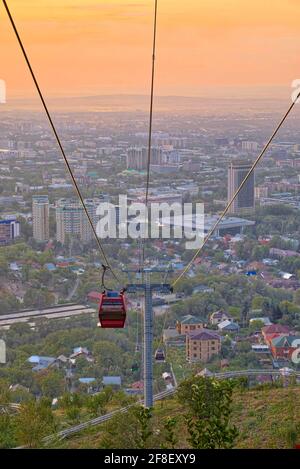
[87,291,102,303]
[270,335,300,360]
[131,380,144,390]
[262,324,290,347]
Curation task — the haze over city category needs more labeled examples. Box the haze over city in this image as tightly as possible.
[1,0,300,455]
[1,0,300,99]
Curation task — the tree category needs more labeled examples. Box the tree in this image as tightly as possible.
[100,405,155,449]
[132,407,153,449]
[15,399,57,448]
[251,295,266,311]
[161,417,178,449]
[65,405,81,423]
[23,288,55,309]
[0,259,8,277]
[86,389,112,417]
[35,369,65,398]
[34,269,52,286]
[249,320,265,332]
[251,245,269,261]
[0,414,17,448]
[271,304,283,322]
[293,289,300,307]
[0,292,20,315]
[240,298,251,325]
[214,251,225,263]
[177,376,238,449]
[279,301,300,315]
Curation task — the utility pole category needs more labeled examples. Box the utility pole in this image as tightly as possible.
[125,267,172,408]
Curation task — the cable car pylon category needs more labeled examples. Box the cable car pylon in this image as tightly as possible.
[124,267,173,408]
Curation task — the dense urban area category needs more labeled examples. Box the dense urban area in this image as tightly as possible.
[0,95,300,448]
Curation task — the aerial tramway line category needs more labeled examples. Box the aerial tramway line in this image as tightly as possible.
[3,0,300,407]
[98,266,127,329]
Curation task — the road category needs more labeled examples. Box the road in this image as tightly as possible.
[67,277,80,301]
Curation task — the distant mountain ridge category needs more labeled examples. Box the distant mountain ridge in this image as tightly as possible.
[1,91,289,114]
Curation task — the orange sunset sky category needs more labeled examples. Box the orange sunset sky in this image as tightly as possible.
[0,0,300,98]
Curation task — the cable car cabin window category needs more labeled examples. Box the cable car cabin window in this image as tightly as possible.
[155,349,165,361]
[103,299,123,303]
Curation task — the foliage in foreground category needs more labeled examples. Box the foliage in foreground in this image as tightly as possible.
[177,376,238,449]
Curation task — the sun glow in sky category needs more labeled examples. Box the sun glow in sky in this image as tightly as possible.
[1,0,300,97]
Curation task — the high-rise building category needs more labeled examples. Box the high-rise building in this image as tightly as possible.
[0,217,20,245]
[241,140,259,152]
[228,161,255,214]
[255,186,269,200]
[32,195,49,242]
[126,147,163,170]
[56,198,99,245]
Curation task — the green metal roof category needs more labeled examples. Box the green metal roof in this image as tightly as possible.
[271,335,300,347]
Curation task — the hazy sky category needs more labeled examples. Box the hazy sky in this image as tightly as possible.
[1,0,300,98]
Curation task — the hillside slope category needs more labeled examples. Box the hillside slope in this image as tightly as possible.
[53,385,300,449]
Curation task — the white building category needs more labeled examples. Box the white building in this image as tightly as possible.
[56,198,99,244]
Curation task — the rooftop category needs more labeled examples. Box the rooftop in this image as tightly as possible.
[160,213,255,232]
[262,324,290,335]
[180,315,203,325]
[218,320,240,330]
[271,335,300,348]
[211,310,230,319]
[102,376,122,386]
[188,330,220,341]
[79,378,96,384]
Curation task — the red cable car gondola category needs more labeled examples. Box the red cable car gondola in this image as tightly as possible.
[98,290,126,328]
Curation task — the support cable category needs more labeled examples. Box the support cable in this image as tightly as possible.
[140,0,158,272]
[2,0,120,284]
[172,93,300,288]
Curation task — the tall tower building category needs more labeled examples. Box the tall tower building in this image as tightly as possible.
[126,147,163,170]
[228,161,255,214]
[32,195,49,242]
[56,198,99,245]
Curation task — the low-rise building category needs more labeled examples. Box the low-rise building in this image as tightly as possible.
[186,330,221,363]
[176,315,204,335]
[87,291,102,303]
[210,310,232,325]
[249,317,272,326]
[70,347,93,362]
[218,320,240,332]
[196,367,214,377]
[0,217,20,245]
[262,324,290,345]
[251,344,270,354]
[27,355,56,372]
[270,335,300,360]
[102,376,122,387]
